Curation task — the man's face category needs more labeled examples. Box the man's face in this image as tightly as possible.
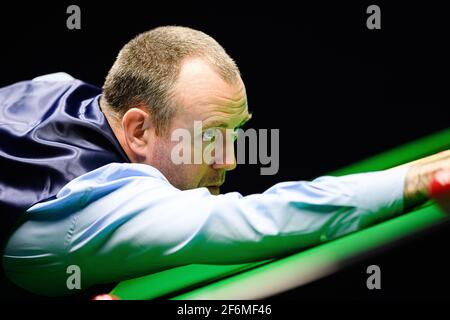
[149,58,251,195]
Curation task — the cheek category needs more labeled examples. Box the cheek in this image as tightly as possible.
[181,164,209,188]
[162,165,203,190]
[149,140,177,178]
[153,139,211,189]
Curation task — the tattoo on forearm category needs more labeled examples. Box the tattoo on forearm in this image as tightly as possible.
[403,154,450,210]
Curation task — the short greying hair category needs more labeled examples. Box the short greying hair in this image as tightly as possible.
[102,26,241,135]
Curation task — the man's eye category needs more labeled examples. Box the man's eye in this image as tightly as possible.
[202,128,216,142]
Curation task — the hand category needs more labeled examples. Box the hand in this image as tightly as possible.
[403,150,450,210]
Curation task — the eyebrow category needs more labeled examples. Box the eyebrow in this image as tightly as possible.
[204,113,253,129]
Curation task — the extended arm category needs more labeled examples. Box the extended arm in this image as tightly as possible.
[3,163,407,295]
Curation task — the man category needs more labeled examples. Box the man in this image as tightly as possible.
[1,26,449,297]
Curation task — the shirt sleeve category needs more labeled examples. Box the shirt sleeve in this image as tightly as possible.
[2,163,408,296]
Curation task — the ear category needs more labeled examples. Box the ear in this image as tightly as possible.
[121,107,153,162]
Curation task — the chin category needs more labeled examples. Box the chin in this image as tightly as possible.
[207,186,220,195]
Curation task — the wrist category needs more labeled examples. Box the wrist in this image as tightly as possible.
[404,160,447,210]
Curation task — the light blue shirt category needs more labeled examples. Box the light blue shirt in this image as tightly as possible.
[3,163,408,296]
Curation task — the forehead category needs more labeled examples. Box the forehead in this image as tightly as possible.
[173,58,250,128]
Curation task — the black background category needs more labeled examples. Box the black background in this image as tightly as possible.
[1,1,449,302]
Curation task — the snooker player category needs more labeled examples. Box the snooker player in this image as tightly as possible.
[1,26,450,297]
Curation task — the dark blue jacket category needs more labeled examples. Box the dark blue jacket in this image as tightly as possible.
[0,74,129,248]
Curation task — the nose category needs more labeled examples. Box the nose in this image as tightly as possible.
[212,140,237,171]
